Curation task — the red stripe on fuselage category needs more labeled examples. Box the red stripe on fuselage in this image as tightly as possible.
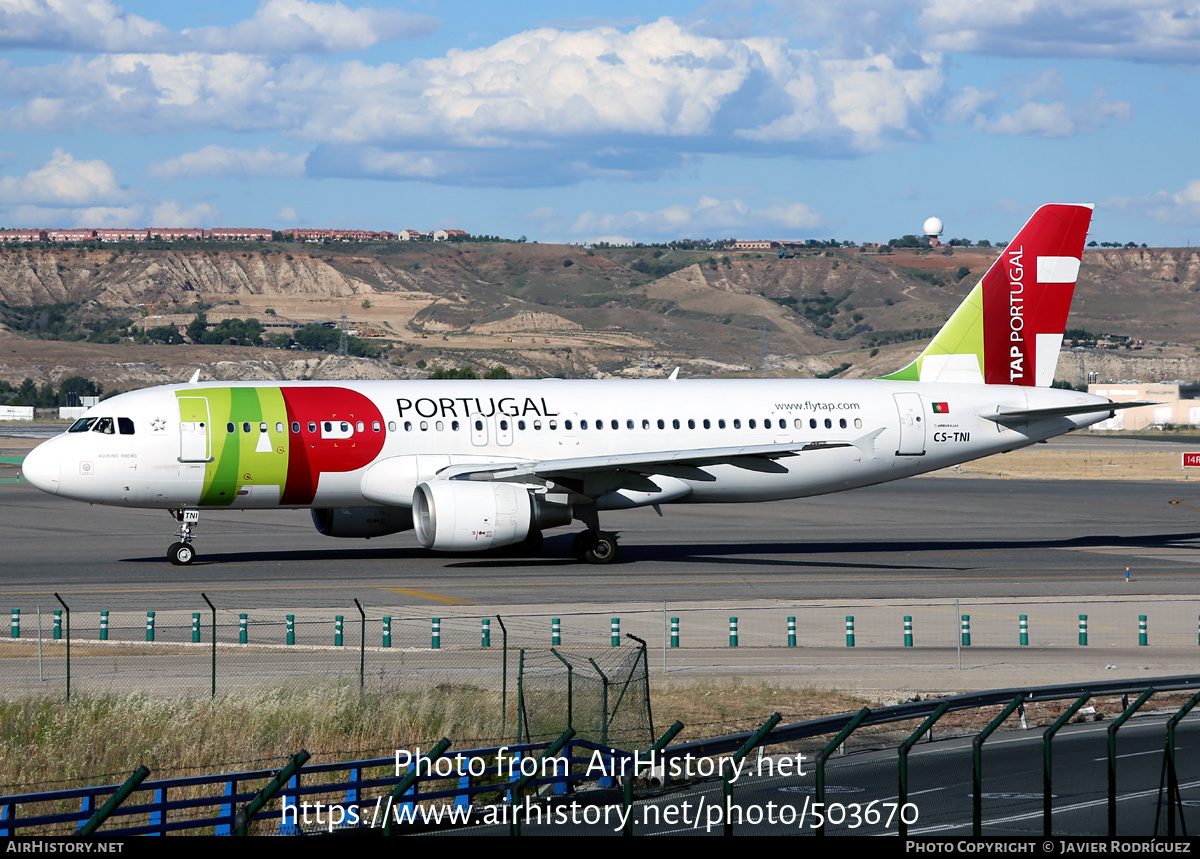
[279,387,386,505]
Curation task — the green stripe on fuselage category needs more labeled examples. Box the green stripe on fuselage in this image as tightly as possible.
[184,387,289,507]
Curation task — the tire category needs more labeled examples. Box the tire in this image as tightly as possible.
[584,531,618,565]
[168,542,196,566]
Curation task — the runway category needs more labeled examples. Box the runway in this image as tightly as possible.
[1,472,1197,608]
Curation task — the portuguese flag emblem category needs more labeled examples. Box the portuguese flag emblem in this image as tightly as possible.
[932,402,950,413]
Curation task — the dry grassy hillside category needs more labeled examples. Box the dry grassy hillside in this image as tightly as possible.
[1,241,1198,388]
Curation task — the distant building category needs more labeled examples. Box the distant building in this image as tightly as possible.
[209,228,272,241]
[1088,382,1200,430]
[732,240,779,250]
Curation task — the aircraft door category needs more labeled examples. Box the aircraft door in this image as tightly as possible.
[470,415,488,446]
[893,393,926,456]
[178,397,213,462]
[495,416,513,446]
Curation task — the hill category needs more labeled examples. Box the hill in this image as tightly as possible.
[1,241,1198,389]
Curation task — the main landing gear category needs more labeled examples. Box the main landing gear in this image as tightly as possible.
[572,530,618,564]
[167,508,199,566]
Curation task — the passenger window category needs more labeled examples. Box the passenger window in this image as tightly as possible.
[794,419,802,429]
[356,421,364,432]
[625,420,633,429]
[687,419,695,429]
[118,417,135,435]
[340,421,350,433]
[549,420,557,430]
[452,420,460,431]
[810,419,817,429]
[404,421,412,431]
[581,420,588,430]
[518,420,526,430]
[474,420,483,431]
[703,419,710,429]
[276,422,284,433]
[749,419,757,429]
[642,419,650,429]
[764,419,772,429]
[594,420,602,430]
[840,418,847,428]
[420,421,428,431]
[228,422,236,434]
[388,421,396,431]
[825,418,832,429]
[565,420,573,430]
[534,420,542,430]
[855,418,862,429]
[436,420,444,431]
[500,419,509,431]
[733,419,741,429]
[242,422,250,433]
[672,419,680,429]
[291,422,300,433]
[718,419,726,429]
[372,421,381,432]
[657,419,665,429]
[260,422,267,433]
[308,421,317,433]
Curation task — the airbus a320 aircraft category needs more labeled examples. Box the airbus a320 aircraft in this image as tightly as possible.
[22,203,1142,566]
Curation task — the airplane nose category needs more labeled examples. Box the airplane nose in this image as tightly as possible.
[21,441,60,495]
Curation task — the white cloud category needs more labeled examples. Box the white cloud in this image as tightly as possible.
[275,205,300,223]
[570,195,824,241]
[147,145,307,180]
[972,86,1132,137]
[918,0,1200,63]
[185,0,439,55]
[1105,180,1200,225]
[0,149,132,206]
[150,200,220,226]
[0,0,438,54]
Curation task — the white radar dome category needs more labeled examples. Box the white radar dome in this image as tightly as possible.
[923,217,944,237]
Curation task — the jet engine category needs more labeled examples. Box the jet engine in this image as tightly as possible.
[412,480,572,551]
[312,506,413,539]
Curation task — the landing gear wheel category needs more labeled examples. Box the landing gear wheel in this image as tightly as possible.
[583,531,618,565]
[168,541,196,566]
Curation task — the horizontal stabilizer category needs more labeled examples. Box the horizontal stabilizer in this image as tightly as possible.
[980,400,1159,425]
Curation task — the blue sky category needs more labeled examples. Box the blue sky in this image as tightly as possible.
[2,0,1199,246]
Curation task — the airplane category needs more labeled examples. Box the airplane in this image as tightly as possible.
[20,203,1147,566]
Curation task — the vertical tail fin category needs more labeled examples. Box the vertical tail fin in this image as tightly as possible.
[880,203,1093,386]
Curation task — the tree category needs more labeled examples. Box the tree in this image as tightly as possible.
[186,313,208,343]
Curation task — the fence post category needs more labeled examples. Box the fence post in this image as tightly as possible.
[1107,688,1155,836]
[899,701,951,838]
[973,696,1024,836]
[101,610,109,642]
[845,616,855,647]
[54,593,70,702]
[1043,694,1092,837]
[723,713,782,836]
[202,593,216,700]
[77,766,150,836]
[729,616,738,647]
[903,616,913,647]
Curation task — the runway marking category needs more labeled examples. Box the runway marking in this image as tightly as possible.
[380,588,475,605]
[1170,498,1200,509]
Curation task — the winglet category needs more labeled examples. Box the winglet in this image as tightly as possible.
[187,368,202,384]
[668,367,680,381]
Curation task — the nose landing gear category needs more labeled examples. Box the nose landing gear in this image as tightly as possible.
[167,509,199,565]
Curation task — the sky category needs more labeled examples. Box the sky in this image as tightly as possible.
[2,0,1200,246]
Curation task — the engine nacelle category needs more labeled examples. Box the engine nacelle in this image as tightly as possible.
[413,480,571,552]
[312,506,413,539]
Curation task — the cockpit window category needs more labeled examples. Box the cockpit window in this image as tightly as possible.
[117,417,135,435]
[68,418,97,433]
[93,417,115,434]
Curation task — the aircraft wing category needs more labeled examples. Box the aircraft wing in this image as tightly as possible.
[435,428,886,484]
